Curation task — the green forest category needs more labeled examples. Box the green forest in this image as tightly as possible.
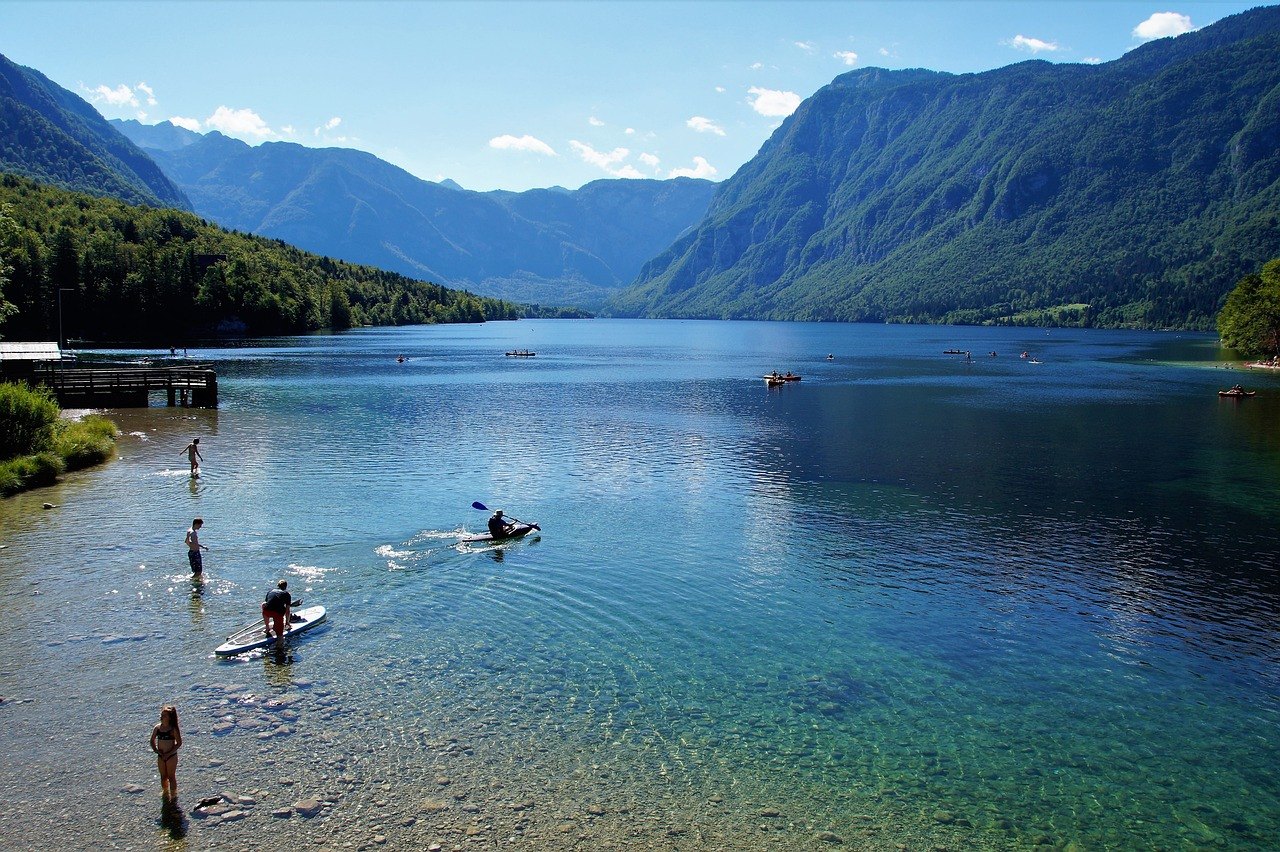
[1218,257,1280,358]
[0,174,581,344]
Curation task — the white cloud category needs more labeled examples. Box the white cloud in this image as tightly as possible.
[88,83,139,108]
[314,116,343,137]
[1082,56,1102,65]
[834,50,859,66]
[489,134,556,156]
[687,115,725,136]
[668,156,717,180]
[168,116,201,132]
[612,164,645,179]
[136,82,157,106]
[750,61,764,70]
[569,140,630,172]
[747,86,801,118]
[639,152,660,169]
[588,116,605,127]
[206,105,275,138]
[715,85,726,93]
[1133,12,1195,41]
[1008,34,1060,53]
[795,40,816,52]
[281,124,297,136]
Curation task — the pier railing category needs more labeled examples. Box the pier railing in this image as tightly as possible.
[36,363,218,408]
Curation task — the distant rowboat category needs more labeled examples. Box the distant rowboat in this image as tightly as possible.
[505,350,536,357]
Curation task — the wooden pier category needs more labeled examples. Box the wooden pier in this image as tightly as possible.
[37,364,218,408]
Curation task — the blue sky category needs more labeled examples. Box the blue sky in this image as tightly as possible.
[3,1,1268,192]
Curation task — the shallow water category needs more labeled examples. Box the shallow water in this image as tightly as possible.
[1,320,1277,850]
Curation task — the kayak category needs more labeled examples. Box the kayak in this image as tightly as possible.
[215,604,327,656]
[459,522,540,543]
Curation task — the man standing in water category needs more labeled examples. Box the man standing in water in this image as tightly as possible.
[185,518,208,574]
[180,437,203,475]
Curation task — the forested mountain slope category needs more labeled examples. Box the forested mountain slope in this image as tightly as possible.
[0,175,534,344]
[609,6,1280,329]
[0,54,190,211]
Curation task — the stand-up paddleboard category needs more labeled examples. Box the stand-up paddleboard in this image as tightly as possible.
[215,604,326,656]
[459,522,540,544]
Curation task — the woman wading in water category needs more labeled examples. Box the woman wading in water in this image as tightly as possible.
[150,705,182,799]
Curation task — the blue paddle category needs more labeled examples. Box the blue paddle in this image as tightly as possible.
[471,502,540,531]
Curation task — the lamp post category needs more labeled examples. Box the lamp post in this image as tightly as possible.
[57,288,74,355]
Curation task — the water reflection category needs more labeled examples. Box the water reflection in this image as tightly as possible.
[187,576,204,627]
[157,799,187,842]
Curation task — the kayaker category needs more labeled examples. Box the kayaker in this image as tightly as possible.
[262,580,292,639]
[488,509,513,539]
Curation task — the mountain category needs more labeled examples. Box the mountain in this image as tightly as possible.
[608,7,1280,329]
[0,54,190,211]
[113,123,715,311]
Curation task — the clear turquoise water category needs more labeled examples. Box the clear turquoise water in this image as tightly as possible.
[1,320,1277,849]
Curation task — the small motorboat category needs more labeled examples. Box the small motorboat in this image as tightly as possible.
[1219,388,1256,398]
[505,350,536,357]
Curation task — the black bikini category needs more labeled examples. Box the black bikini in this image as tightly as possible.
[155,727,178,762]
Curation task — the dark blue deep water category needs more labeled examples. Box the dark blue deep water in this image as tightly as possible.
[1,320,1277,849]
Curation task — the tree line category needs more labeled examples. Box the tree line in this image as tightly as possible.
[0,174,581,344]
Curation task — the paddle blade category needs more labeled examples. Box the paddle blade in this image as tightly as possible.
[472,501,489,511]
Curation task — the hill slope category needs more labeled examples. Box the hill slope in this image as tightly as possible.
[609,7,1280,329]
[0,54,190,211]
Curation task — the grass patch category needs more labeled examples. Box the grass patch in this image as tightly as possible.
[0,382,118,497]
[54,415,118,471]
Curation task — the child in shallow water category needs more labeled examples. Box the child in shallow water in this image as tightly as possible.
[150,705,182,799]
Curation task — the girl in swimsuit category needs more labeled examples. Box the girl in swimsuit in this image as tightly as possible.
[150,705,182,799]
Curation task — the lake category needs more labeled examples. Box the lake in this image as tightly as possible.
[0,319,1277,850]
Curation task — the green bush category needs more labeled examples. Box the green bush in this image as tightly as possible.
[0,451,64,496]
[53,416,118,471]
[0,382,60,460]
[0,384,117,496]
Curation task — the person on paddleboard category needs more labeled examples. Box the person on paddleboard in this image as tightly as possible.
[150,705,182,800]
[488,509,514,539]
[184,518,208,574]
[262,580,292,639]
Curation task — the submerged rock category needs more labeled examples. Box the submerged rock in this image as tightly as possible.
[294,798,324,817]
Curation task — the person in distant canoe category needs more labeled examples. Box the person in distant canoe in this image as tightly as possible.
[262,580,292,639]
[180,437,203,474]
[488,509,514,539]
[150,705,182,800]
[184,518,208,574]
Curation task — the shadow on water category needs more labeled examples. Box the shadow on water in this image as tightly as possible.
[158,798,187,841]
[266,640,296,676]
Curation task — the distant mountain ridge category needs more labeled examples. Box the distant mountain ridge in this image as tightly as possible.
[608,6,1280,329]
[113,121,715,311]
[0,55,190,210]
